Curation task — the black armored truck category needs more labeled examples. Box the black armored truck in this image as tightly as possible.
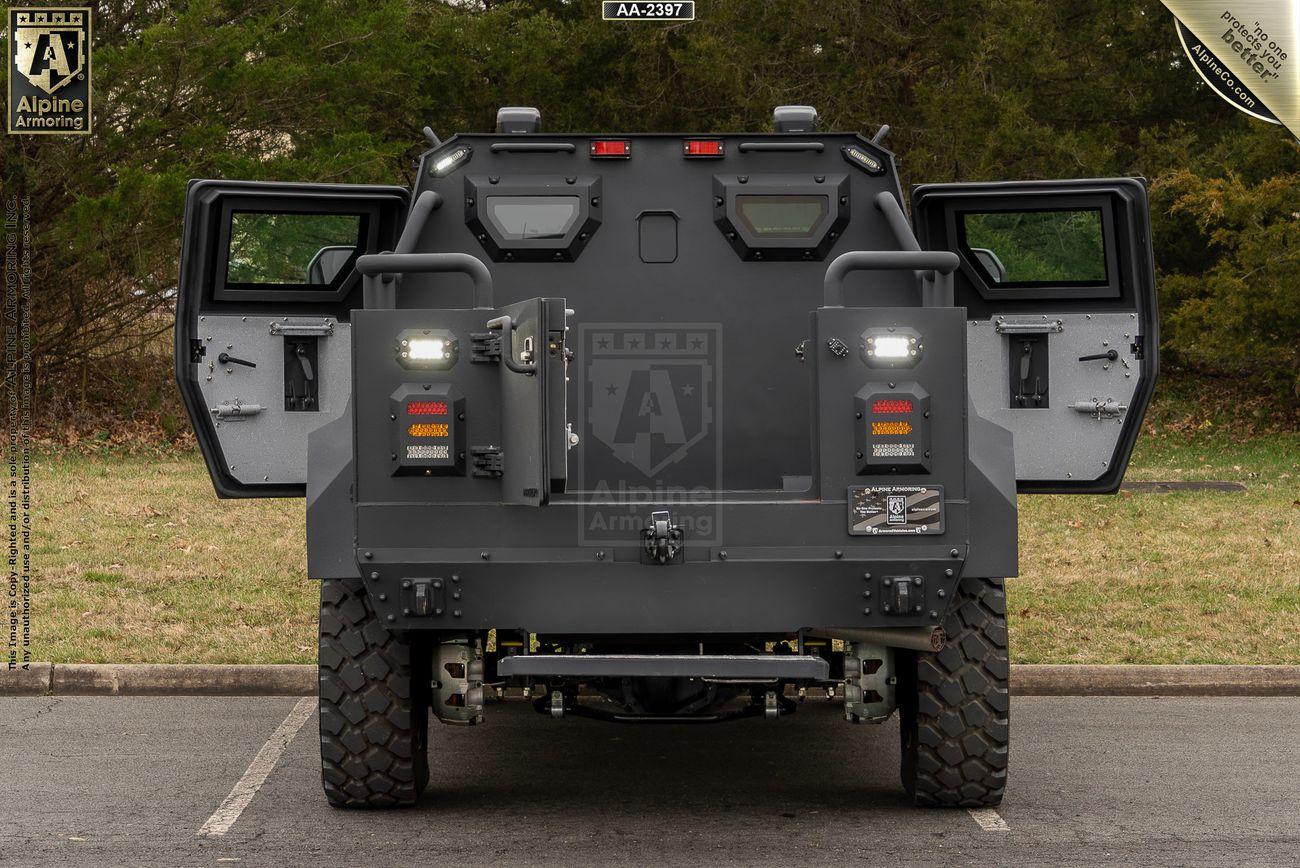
[175,105,1158,808]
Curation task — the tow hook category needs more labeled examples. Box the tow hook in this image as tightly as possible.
[642,510,683,565]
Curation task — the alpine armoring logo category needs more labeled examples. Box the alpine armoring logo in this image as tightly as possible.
[577,323,721,544]
[7,6,93,135]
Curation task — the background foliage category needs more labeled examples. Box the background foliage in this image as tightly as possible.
[2,0,1298,441]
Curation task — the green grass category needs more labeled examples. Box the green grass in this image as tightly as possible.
[25,431,1300,664]
[1014,431,1300,663]
[30,454,314,664]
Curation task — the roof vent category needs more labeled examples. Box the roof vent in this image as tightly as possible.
[773,105,818,133]
[496,107,541,134]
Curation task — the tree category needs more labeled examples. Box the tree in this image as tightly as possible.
[2,0,1296,428]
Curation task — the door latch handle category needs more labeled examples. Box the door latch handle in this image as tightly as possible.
[484,315,537,375]
[295,343,315,381]
[642,510,683,565]
[1078,349,1118,362]
[217,352,256,369]
[1071,398,1127,419]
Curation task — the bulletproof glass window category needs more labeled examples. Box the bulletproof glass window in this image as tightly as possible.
[958,209,1107,286]
[735,194,829,238]
[225,211,363,288]
[485,196,581,241]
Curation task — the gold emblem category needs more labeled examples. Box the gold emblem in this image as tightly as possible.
[13,8,86,94]
[8,7,92,134]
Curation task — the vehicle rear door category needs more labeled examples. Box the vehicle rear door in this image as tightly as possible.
[911,178,1158,492]
[175,180,409,497]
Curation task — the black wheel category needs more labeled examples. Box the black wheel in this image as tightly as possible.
[318,577,431,808]
[899,576,1009,807]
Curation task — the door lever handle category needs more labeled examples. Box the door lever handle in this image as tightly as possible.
[295,343,315,381]
[484,314,537,375]
[1078,349,1118,362]
[217,352,257,368]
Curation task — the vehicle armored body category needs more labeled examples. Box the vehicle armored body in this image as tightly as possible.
[175,106,1158,808]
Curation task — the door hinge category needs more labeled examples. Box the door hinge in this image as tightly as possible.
[1130,333,1145,360]
[470,445,503,477]
[471,332,502,364]
[189,339,206,362]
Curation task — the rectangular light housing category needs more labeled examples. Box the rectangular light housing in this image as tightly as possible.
[590,139,631,158]
[683,139,724,157]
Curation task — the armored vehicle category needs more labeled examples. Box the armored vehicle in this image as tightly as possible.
[175,105,1157,808]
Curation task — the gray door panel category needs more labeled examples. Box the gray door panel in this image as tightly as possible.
[967,312,1143,483]
[195,315,350,486]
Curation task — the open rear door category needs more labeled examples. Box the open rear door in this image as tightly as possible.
[912,178,1158,493]
[175,180,409,497]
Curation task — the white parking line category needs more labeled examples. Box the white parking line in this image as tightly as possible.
[197,696,315,838]
[967,807,1010,831]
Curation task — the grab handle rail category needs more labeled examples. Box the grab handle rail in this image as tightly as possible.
[358,252,494,309]
[823,250,959,308]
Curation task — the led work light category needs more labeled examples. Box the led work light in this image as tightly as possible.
[861,327,923,369]
[396,329,460,370]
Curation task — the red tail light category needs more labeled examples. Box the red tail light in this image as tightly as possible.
[872,399,914,415]
[589,139,630,158]
[407,400,448,416]
[683,139,724,157]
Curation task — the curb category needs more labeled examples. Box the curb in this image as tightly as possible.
[3,663,1300,697]
[1011,664,1300,696]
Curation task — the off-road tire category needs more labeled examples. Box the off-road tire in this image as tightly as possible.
[319,577,431,808]
[899,576,1009,807]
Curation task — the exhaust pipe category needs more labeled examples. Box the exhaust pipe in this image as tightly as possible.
[809,626,945,653]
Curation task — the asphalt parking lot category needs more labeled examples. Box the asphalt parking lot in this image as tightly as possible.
[2,695,1298,866]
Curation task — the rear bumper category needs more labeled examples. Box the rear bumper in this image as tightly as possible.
[358,553,966,635]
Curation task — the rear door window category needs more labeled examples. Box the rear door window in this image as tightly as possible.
[958,209,1107,287]
[226,211,363,288]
